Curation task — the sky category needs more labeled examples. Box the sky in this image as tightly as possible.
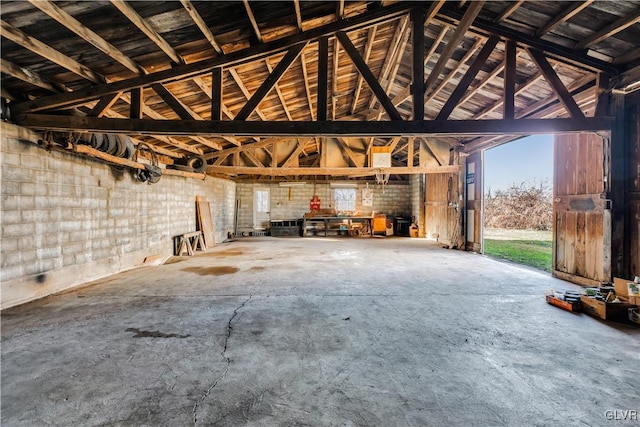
[483,134,554,193]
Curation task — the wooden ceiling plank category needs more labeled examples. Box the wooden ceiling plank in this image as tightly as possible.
[12,2,415,114]
[0,59,66,93]
[351,25,377,115]
[265,59,293,120]
[475,72,542,119]
[614,47,640,65]
[31,0,143,74]
[0,20,105,84]
[235,42,307,121]
[424,1,484,98]
[535,1,594,38]
[575,10,640,50]
[243,0,263,43]
[110,0,183,64]
[336,31,401,121]
[515,73,594,119]
[527,48,585,118]
[228,68,268,120]
[494,0,524,23]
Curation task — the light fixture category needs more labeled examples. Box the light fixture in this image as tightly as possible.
[278,182,306,187]
[330,182,358,188]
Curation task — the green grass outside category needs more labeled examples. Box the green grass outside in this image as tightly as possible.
[484,238,552,272]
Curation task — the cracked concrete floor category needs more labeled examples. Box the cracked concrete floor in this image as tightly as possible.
[2,237,639,426]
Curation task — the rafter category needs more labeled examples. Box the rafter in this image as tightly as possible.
[180,0,224,54]
[293,0,303,32]
[336,137,364,167]
[351,25,377,115]
[10,2,416,114]
[90,93,122,118]
[264,59,293,120]
[243,0,263,43]
[0,20,105,84]
[110,0,183,64]
[575,10,640,50]
[494,0,524,23]
[0,59,67,93]
[535,1,594,37]
[281,139,307,168]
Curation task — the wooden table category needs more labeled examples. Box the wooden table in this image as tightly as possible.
[302,215,373,237]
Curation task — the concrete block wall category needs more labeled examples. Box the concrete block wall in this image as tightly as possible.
[1,124,235,309]
[236,182,412,233]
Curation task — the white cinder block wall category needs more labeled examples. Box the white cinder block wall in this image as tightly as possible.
[1,124,236,309]
[235,181,414,233]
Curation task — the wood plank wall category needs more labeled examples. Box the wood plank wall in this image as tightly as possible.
[553,133,609,284]
[425,173,458,246]
[628,104,640,276]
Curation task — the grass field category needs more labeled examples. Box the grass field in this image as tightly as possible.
[483,228,552,272]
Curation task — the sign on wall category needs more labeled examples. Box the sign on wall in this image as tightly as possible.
[362,186,373,207]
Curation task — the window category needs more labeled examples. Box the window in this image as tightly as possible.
[334,188,356,212]
[255,189,269,213]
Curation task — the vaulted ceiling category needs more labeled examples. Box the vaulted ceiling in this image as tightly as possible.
[2,1,639,179]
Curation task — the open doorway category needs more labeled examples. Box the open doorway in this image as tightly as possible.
[482,135,554,272]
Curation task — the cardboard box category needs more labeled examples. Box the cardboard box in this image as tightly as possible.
[580,295,632,321]
[614,277,640,306]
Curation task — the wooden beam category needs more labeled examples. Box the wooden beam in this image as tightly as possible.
[151,83,199,120]
[265,59,293,120]
[475,72,542,119]
[317,37,329,121]
[337,0,345,20]
[205,136,305,159]
[235,43,307,120]
[110,0,183,64]
[494,0,524,23]
[527,48,585,118]
[207,165,462,176]
[516,73,595,119]
[367,15,412,112]
[31,0,143,74]
[436,36,499,120]
[336,137,363,167]
[503,40,517,120]
[407,137,415,167]
[331,37,340,120]
[242,149,265,168]
[211,68,223,121]
[281,139,307,168]
[422,138,448,166]
[129,88,143,119]
[89,93,122,117]
[12,2,415,114]
[243,0,263,43]
[412,8,425,120]
[424,1,484,97]
[0,20,105,84]
[594,73,610,117]
[228,68,269,121]
[0,59,66,93]
[16,114,614,137]
[336,31,402,121]
[575,10,640,50]
[180,0,224,55]
[293,0,303,31]
[535,1,593,37]
[351,25,377,115]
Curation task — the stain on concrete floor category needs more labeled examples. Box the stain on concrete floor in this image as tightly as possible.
[181,266,240,276]
[126,328,190,339]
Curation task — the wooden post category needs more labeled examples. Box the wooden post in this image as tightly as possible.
[130,88,143,119]
[610,93,629,278]
[317,36,329,122]
[211,67,222,120]
[411,7,425,121]
[503,39,516,120]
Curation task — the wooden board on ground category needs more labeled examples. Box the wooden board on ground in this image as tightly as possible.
[196,196,215,248]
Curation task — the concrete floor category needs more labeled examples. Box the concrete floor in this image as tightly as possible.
[2,237,639,426]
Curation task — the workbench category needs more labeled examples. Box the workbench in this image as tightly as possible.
[302,215,373,237]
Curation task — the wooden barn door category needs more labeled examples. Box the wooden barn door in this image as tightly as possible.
[553,133,610,285]
[425,173,459,247]
[465,152,483,252]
